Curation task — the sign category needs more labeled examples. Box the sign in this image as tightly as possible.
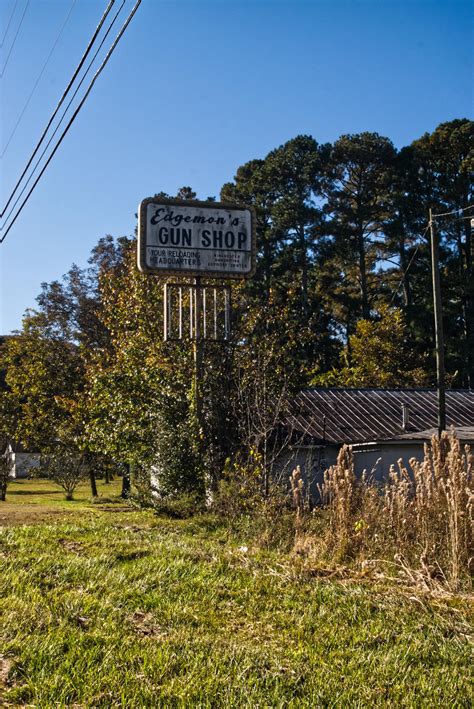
[138,198,256,278]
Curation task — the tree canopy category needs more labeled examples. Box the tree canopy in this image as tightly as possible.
[1,118,472,496]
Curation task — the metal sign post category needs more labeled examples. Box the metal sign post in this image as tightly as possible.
[193,275,204,441]
[138,197,255,495]
[163,282,231,342]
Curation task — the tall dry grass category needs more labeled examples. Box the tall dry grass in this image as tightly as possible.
[319,431,473,591]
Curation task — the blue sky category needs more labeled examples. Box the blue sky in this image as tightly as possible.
[1,0,472,333]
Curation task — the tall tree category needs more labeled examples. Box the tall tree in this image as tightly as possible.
[411,119,474,387]
[221,158,279,303]
[265,135,328,315]
[323,132,397,320]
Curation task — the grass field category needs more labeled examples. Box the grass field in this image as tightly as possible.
[0,480,472,706]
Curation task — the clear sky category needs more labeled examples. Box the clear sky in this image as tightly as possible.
[0,0,472,334]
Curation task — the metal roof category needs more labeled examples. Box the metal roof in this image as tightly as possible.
[285,388,474,444]
[397,426,474,442]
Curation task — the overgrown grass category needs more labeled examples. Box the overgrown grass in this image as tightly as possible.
[315,432,473,592]
[1,492,472,706]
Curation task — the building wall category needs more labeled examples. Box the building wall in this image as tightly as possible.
[352,443,426,480]
[274,445,340,500]
[11,452,41,479]
[276,441,432,501]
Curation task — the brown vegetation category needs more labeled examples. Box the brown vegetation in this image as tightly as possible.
[216,431,473,593]
[308,431,473,592]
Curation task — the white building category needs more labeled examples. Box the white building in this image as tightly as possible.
[1,441,41,479]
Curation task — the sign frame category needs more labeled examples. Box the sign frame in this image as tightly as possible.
[137,197,257,279]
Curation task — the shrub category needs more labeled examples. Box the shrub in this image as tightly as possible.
[40,444,87,500]
[212,457,296,549]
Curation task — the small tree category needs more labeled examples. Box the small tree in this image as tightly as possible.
[312,305,427,388]
[41,443,87,500]
[0,447,13,501]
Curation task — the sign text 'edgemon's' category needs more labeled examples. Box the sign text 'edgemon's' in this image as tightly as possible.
[138,198,256,278]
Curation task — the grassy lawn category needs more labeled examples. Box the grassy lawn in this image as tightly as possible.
[0,482,472,706]
[0,478,123,526]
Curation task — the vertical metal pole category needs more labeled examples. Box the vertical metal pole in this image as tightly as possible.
[163,284,168,341]
[224,288,230,340]
[213,288,217,340]
[168,285,172,340]
[430,208,446,435]
[194,276,204,440]
[178,287,182,340]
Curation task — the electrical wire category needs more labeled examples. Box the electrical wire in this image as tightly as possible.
[1,0,126,229]
[1,0,77,159]
[0,0,19,48]
[0,0,116,218]
[390,208,474,306]
[0,0,30,78]
[432,204,474,219]
[0,0,142,244]
[389,224,430,306]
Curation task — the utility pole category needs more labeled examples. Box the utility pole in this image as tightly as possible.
[469,218,474,389]
[429,208,446,435]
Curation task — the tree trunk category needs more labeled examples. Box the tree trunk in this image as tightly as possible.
[121,464,131,499]
[89,469,98,497]
[358,230,370,319]
[399,229,413,310]
[299,226,309,315]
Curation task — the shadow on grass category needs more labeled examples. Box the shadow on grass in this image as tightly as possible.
[9,489,63,497]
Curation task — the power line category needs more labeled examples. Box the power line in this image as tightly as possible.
[1,0,78,159]
[389,224,430,306]
[0,0,30,79]
[432,204,474,219]
[1,0,126,229]
[0,0,19,48]
[1,0,116,218]
[0,0,142,244]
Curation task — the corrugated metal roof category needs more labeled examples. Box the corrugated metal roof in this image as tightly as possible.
[397,426,474,442]
[285,388,474,444]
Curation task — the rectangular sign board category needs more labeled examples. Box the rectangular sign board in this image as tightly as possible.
[138,198,256,278]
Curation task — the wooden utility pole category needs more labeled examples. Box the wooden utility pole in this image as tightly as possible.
[429,208,446,435]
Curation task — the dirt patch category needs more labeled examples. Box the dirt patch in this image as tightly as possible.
[112,524,151,533]
[129,611,168,639]
[59,538,85,554]
[94,505,133,513]
[0,504,74,527]
[0,654,13,687]
[116,549,150,562]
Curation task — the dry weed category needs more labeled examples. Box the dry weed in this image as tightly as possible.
[315,431,473,591]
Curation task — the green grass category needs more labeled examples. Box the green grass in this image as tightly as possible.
[6,477,123,506]
[0,478,124,528]
[0,484,472,706]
